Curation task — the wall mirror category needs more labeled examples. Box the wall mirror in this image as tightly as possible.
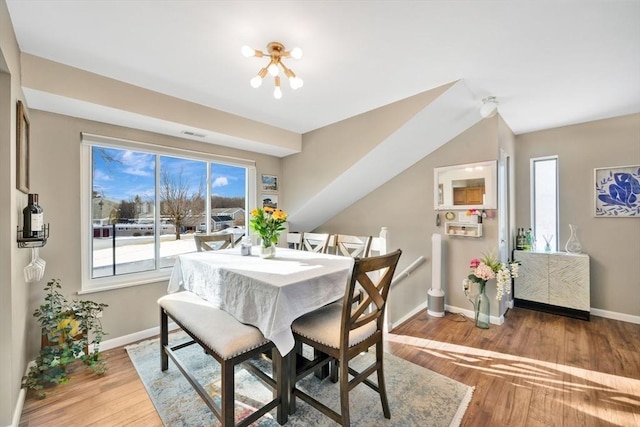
[434,160,497,210]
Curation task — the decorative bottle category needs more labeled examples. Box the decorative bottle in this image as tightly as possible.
[526,228,534,251]
[516,228,524,250]
[23,193,44,239]
[565,224,582,254]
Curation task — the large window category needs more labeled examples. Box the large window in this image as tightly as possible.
[81,134,255,292]
[531,156,558,251]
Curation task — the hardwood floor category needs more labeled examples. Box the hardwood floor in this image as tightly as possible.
[19,307,640,426]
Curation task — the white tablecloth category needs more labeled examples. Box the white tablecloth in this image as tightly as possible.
[168,247,355,355]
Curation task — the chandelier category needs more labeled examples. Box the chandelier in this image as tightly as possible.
[241,42,303,99]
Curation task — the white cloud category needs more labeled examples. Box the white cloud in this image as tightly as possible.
[94,169,111,181]
[121,150,153,177]
[212,176,229,188]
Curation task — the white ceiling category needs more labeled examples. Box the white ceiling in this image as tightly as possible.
[6,1,640,139]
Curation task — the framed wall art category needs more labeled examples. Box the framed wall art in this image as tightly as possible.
[261,174,278,192]
[261,194,278,209]
[594,165,640,217]
[16,100,30,194]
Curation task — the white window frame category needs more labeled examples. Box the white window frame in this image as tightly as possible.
[530,156,559,251]
[80,133,257,294]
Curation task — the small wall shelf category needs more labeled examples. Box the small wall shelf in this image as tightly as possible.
[17,224,50,248]
[444,222,482,238]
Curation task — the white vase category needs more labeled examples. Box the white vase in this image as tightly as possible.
[260,245,276,259]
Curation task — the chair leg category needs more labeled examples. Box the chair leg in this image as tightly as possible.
[314,348,330,379]
[339,356,350,427]
[376,342,391,419]
[160,308,168,371]
[288,348,297,415]
[221,360,235,426]
[330,359,338,383]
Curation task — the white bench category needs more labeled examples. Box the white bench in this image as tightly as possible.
[158,291,287,426]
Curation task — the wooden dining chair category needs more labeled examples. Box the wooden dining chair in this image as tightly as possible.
[194,234,234,252]
[290,249,402,426]
[286,232,302,250]
[300,232,330,253]
[334,234,372,258]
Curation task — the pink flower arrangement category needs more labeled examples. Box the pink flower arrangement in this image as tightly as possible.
[463,251,519,300]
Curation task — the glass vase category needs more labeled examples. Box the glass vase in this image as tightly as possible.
[260,245,276,259]
[474,284,490,329]
[565,224,582,254]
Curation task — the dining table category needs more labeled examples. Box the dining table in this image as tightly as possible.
[167,246,355,357]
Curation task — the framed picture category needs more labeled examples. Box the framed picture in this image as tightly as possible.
[262,194,278,209]
[261,174,278,192]
[16,100,30,194]
[594,165,640,217]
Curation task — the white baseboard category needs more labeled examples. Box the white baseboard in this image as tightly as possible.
[390,302,506,329]
[10,387,26,427]
[100,321,179,351]
[590,308,640,325]
[390,301,428,329]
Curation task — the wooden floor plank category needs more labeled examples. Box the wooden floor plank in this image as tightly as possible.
[19,307,640,426]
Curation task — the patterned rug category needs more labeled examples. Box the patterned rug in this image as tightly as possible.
[125,332,473,426]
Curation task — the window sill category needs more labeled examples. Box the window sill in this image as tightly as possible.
[78,271,171,295]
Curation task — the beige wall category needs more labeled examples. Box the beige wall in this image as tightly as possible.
[515,114,640,316]
[26,110,281,358]
[1,0,31,423]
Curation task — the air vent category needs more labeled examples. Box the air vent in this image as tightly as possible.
[181,130,206,138]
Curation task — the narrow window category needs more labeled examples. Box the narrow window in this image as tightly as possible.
[531,156,558,251]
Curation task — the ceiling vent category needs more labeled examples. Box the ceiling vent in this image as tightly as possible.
[181,130,206,138]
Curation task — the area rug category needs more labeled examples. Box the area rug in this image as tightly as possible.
[125,332,473,426]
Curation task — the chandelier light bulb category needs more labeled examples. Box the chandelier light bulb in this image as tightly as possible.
[268,63,279,76]
[273,76,282,99]
[289,76,304,90]
[250,75,263,88]
[289,47,303,59]
[241,45,255,58]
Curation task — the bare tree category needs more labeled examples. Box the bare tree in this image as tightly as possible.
[160,167,204,239]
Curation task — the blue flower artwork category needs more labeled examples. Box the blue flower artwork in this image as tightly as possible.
[595,165,640,217]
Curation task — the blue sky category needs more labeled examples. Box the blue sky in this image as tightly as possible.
[93,147,246,202]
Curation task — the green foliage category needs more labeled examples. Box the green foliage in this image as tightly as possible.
[22,278,109,397]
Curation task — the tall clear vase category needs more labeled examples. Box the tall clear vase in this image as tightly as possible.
[565,224,582,254]
[474,283,490,329]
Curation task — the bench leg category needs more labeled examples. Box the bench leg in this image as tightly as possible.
[160,308,168,371]
[221,360,235,426]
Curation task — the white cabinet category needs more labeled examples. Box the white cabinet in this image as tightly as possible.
[514,250,590,320]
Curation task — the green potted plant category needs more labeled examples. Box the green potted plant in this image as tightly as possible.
[22,278,108,398]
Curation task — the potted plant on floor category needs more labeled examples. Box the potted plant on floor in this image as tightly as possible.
[22,278,109,398]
